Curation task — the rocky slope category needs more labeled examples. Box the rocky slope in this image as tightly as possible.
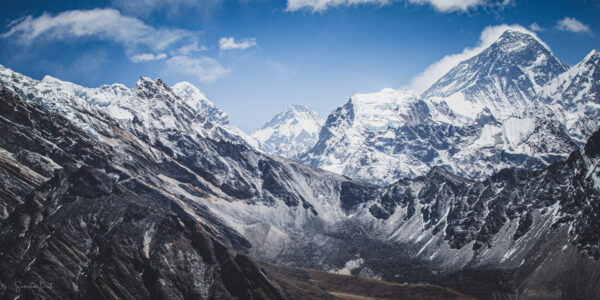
[0,87,476,300]
[252,105,324,159]
[1,60,599,299]
[302,30,583,186]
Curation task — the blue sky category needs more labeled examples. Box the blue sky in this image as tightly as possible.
[1,0,599,132]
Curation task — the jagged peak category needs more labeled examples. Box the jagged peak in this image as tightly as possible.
[133,76,173,98]
[581,49,600,64]
[259,104,323,131]
[493,29,552,53]
[171,81,229,125]
[172,81,210,101]
[286,104,313,113]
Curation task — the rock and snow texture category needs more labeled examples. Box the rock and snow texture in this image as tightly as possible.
[171,81,263,150]
[0,65,261,150]
[1,62,600,299]
[302,30,586,186]
[423,30,568,120]
[171,81,229,125]
[539,49,600,143]
[252,105,324,159]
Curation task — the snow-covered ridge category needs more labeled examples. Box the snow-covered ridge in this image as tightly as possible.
[171,81,229,125]
[252,104,324,159]
[0,64,257,149]
[302,29,585,185]
[349,88,427,132]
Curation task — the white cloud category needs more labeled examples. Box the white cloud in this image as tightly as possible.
[131,52,167,62]
[218,37,257,50]
[286,0,509,13]
[166,55,230,83]
[556,17,591,34]
[408,24,546,94]
[109,0,222,18]
[407,0,482,12]
[0,9,197,54]
[529,22,544,32]
[175,42,208,55]
[286,0,390,12]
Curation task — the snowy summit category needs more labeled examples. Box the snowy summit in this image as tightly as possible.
[252,104,324,159]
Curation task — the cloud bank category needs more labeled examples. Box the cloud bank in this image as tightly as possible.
[408,24,545,94]
[219,37,257,50]
[1,9,237,83]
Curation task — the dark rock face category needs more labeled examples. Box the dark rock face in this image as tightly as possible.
[0,88,288,299]
[0,167,286,299]
[0,86,477,300]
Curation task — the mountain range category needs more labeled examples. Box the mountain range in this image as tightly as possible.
[300,30,598,186]
[0,29,599,300]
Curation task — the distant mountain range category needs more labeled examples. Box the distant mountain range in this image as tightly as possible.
[0,29,599,299]
[299,30,599,185]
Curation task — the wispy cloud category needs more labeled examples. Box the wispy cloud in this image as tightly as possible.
[131,52,167,62]
[285,0,509,13]
[556,17,591,34]
[408,24,545,94]
[219,37,257,50]
[529,22,544,32]
[1,8,237,83]
[109,0,222,18]
[175,42,209,55]
[166,55,230,83]
[0,9,197,53]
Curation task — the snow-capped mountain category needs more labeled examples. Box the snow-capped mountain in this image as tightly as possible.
[301,88,434,184]
[1,72,599,299]
[423,30,568,120]
[171,81,229,125]
[252,104,324,159]
[0,29,598,300]
[539,49,600,143]
[302,30,582,185]
[0,65,263,151]
[170,81,263,150]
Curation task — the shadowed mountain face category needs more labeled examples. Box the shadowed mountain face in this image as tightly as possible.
[0,86,476,299]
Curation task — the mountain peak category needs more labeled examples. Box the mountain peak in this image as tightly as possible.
[252,104,324,159]
[287,104,312,113]
[583,49,600,63]
[171,81,229,125]
[490,29,550,54]
[423,29,567,120]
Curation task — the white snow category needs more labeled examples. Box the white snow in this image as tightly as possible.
[332,257,364,275]
[252,105,324,158]
[502,117,536,150]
